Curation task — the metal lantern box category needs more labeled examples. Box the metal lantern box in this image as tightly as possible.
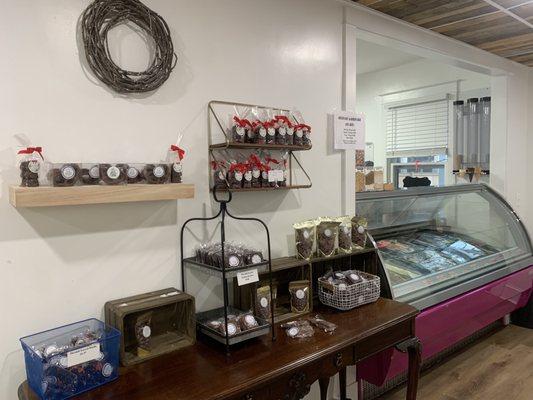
[105,288,195,366]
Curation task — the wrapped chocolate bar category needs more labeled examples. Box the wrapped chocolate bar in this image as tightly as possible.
[289,281,310,313]
[168,144,185,183]
[337,216,352,253]
[211,160,228,189]
[100,163,127,185]
[282,320,314,339]
[238,312,259,331]
[308,315,337,334]
[316,217,340,257]
[255,286,271,320]
[52,163,80,187]
[244,249,264,265]
[351,216,368,248]
[294,220,316,260]
[218,317,241,337]
[17,146,45,187]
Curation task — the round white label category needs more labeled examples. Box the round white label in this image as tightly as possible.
[288,327,299,337]
[338,283,347,290]
[107,166,120,180]
[324,229,332,237]
[235,171,243,181]
[153,166,165,178]
[228,255,239,267]
[251,254,262,264]
[61,165,75,180]
[236,126,245,136]
[296,289,305,299]
[244,315,255,325]
[227,323,237,335]
[342,226,350,234]
[296,129,304,138]
[127,167,139,179]
[262,171,268,179]
[303,230,310,239]
[357,226,365,234]
[267,128,275,136]
[260,297,268,308]
[28,160,40,173]
[244,171,252,181]
[252,169,260,178]
[173,163,182,173]
[142,325,151,338]
[218,171,225,180]
[279,127,286,135]
[287,127,294,136]
[44,345,58,357]
[89,166,99,179]
[259,128,267,137]
[102,363,114,378]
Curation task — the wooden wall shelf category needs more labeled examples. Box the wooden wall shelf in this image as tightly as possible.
[9,184,195,208]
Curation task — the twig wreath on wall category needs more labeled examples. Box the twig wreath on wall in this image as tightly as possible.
[81,0,177,93]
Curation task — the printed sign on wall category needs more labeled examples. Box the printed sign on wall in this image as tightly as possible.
[333,111,365,150]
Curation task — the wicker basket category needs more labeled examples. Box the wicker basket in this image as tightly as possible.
[318,271,380,311]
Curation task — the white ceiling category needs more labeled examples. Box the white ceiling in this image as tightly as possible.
[357,39,421,75]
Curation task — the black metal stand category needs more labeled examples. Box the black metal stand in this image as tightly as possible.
[180,188,276,354]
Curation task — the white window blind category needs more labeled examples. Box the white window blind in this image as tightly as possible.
[386,99,449,157]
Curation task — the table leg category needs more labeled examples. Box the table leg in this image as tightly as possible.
[396,337,421,400]
[319,377,329,400]
[339,367,347,400]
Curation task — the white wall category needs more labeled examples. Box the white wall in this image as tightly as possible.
[356,58,491,178]
[0,0,531,399]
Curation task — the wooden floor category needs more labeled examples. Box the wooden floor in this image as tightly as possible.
[378,325,533,400]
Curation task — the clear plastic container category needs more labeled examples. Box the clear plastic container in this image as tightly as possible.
[80,163,101,185]
[466,98,480,165]
[51,164,81,187]
[479,96,491,169]
[20,319,120,400]
[453,100,464,170]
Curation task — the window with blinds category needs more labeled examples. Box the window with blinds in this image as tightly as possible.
[386,99,449,157]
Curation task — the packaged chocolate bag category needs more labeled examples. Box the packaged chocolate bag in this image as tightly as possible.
[337,216,352,253]
[316,218,340,257]
[255,286,271,320]
[351,216,368,248]
[294,221,316,260]
[289,281,310,314]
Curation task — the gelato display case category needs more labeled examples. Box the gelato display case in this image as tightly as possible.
[355,184,533,398]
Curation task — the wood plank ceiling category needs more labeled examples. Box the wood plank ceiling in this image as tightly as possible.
[353,0,533,67]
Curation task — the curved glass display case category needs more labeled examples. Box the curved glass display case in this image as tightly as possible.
[356,184,533,309]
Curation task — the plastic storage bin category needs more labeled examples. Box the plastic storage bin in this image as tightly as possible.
[20,319,120,400]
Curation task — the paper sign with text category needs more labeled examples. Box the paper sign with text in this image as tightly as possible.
[333,111,365,150]
[237,269,259,286]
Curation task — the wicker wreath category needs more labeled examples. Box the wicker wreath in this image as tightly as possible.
[81,0,177,93]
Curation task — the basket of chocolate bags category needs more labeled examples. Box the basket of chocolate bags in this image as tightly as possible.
[318,269,380,311]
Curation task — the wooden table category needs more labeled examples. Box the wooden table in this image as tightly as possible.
[19,298,420,400]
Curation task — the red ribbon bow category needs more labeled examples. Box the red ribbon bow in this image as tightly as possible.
[265,156,279,165]
[170,145,185,161]
[249,154,262,169]
[275,115,292,128]
[233,116,249,128]
[294,124,311,132]
[18,147,44,160]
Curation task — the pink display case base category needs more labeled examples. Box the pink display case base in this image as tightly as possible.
[358,266,533,386]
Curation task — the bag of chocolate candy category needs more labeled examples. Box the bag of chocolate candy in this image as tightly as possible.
[261,162,271,188]
[52,163,81,187]
[242,162,253,189]
[134,312,152,350]
[249,153,263,188]
[255,285,272,320]
[217,317,241,337]
[238,312,259,331]
[265,109,277,145]
[251,108,267,145]
[227,162,245,189]
[143,163,170,184]
[125,163,145,184]
[100,163,128,185]
[337,216,352,254]
[168,139,186,183]
[81,163,101,185]
[289,281,310,314]
[274,115,290,145]
[17,145,46,187]
[294,220,316,260]
[316,217,340,257]
[351,216,368,248]
[229,115,247,144]
[291,109,312,147]
[265,155,281,188]
[211,160,228,189]
[308,315,337,334]
[244,248,264,265]
[281,320,314,339]
[279,152,289,187]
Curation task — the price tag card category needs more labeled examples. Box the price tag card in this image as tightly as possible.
[237,269,259,286]
[67,343,101,368]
